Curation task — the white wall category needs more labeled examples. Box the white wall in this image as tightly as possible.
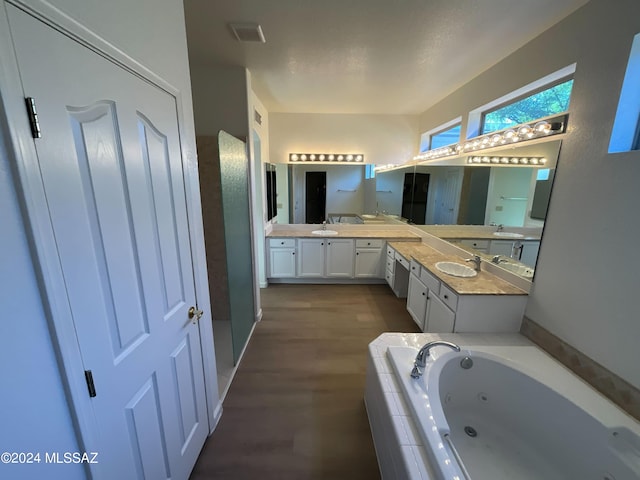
[418,0,640,388]
[0,2,218,477]
[485,168,534,226]
[0,133,84,480]
[291,164,365,222]
[269,113,419,165]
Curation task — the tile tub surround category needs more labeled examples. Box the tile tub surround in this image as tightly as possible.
[522,317,640,421]
[388,241,527,296]
[364,332,640,479]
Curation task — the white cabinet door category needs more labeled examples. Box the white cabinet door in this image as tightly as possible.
[426,294,455,333]
[326,239,355,277]
[406,273,428,330]
[297,238,326,276]
[520,241,540,267]
[489,240,515,257]
[355,248,383,278]
[269,248,296,277]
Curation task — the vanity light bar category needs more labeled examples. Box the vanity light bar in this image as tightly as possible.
[466,156,548,166]
[413,114,567,162]
[289,153,364,163]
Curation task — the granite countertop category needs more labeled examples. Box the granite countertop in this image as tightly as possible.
[267,227,421,241]
[388,241,527,296]
[417,225,542,241]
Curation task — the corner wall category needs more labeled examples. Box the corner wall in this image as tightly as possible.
[418,0,640,389]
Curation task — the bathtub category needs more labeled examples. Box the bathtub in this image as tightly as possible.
[365,335,640,480]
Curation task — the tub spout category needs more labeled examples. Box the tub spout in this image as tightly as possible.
[411,341,461,378]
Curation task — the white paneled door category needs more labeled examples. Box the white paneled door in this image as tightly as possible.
[7,6,208,479]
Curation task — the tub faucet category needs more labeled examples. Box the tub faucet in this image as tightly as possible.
[411,341,461,378]
[465,255,481,271]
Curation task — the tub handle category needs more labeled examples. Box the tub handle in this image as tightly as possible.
[443,433,472,480]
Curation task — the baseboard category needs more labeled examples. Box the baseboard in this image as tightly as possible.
[218,320,258,404]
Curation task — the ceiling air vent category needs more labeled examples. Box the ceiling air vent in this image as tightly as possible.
[229,23,266,43]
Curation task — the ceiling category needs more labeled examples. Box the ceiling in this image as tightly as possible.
[184,0,589,115]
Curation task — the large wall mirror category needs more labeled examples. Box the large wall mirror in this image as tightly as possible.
[273,139,561,280]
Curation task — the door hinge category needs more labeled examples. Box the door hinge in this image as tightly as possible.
[84,370,97,398]
[24,97,42,139]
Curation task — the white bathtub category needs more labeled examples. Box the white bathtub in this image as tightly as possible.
[365,335,640,480]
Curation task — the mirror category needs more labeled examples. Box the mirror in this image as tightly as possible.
[274,140,561,279]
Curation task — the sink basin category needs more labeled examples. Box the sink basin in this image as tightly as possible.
[435,261,478,278]
[493,232,524,238]
[311,229,339,235]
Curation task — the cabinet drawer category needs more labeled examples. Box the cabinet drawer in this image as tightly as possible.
[439,284,458,311]
[387,246,395,258]
[461,239,490,251]
[396,253,409,270]
[356,239,383,248]
[269,238,295,248]
[409,259,421,276]
[419,267,440,295]
[385,256,395,273]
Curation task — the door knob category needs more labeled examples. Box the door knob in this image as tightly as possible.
[188,306,204,324]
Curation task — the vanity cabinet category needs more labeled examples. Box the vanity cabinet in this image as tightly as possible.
[355,239,384,278]
[267,238,296,277]
[519,241,540,267]
[289,238,356,278]
[385,246,409,298]
[489,239,518,257]
[406,272,428,329]
[406,259,526,333]
[297,238,326,277]
[325,239,355,277]
[460,239,490,252]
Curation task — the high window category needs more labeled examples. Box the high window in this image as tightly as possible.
[481,79,573,135]
[419,118,462,152]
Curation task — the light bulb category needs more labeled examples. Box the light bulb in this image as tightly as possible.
[291,154,299,161]
[510,158,519,164]
[355,155,363,162]
[491,157,500,164]
[337,155,344,161]
[328,154,335,160]
[517,125,532,138]
[300,154,307,161]
[319,154,325,161]
[347,154,353,161]
[500,157,510,164]
[310,154,316,160]
[534,121,551,134]
[504,129,517,141]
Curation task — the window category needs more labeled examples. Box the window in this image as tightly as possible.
[419,117,462,152]
[429,124,462,150]
[609,32,640,153]
[481,79,573,134]
[365,164,376,179]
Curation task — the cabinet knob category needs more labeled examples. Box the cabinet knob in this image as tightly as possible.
[412,266,416,270]
[444,294,449,299]
[321,242,324,246]
[281,241,284,245]
[421,292,425,296]
[328,242,331,245]
[356,252,359,255]
[367,242,371,246]
[292,252,295,255]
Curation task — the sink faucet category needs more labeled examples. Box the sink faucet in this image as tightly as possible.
[465,254,481,271]
[492,255,508,264]
[496,224,504,232]
[411,341,461,378]
[322,221,327,231]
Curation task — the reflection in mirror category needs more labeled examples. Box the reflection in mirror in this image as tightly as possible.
[274,140,561,280]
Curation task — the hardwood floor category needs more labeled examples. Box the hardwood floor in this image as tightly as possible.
[190,284,420,480]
